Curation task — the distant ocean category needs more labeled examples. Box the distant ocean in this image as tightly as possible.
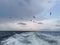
[0,31,60,38]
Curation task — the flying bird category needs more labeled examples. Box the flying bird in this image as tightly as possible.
[30,20,33,21]
[50,12,52,16]
[33,16,36,18]
[20,17,23,19]
[9,17,12,19]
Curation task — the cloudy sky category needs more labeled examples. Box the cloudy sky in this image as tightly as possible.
[0,0,60,31]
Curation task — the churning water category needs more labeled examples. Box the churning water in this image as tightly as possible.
[0,31,60,45]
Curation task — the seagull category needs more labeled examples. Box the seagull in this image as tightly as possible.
[50,12,52,16]
[21,17,23,19]
[33,16,36,18]
[9,17,12,19]
[30,20,33,21]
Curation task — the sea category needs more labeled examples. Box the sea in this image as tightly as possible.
[0,31,60,45]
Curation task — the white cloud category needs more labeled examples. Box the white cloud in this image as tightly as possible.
[0,19,60,31]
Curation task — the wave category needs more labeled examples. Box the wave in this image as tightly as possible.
[1,32,60,45]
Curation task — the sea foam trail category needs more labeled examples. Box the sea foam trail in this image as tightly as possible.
[1,32,60,45]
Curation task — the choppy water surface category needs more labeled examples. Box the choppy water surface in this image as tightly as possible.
[0,31,60,45]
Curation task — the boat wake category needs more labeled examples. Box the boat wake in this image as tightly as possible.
[1,32,60,45]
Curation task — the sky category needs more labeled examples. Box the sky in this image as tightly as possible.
[0,0,60,31]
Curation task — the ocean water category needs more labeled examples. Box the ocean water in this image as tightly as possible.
[0,31,60,45]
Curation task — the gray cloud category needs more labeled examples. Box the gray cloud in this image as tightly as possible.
[17,22,27,25]
[55,25,60,27]
[0,0,56,21]
[37,22,43,24]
